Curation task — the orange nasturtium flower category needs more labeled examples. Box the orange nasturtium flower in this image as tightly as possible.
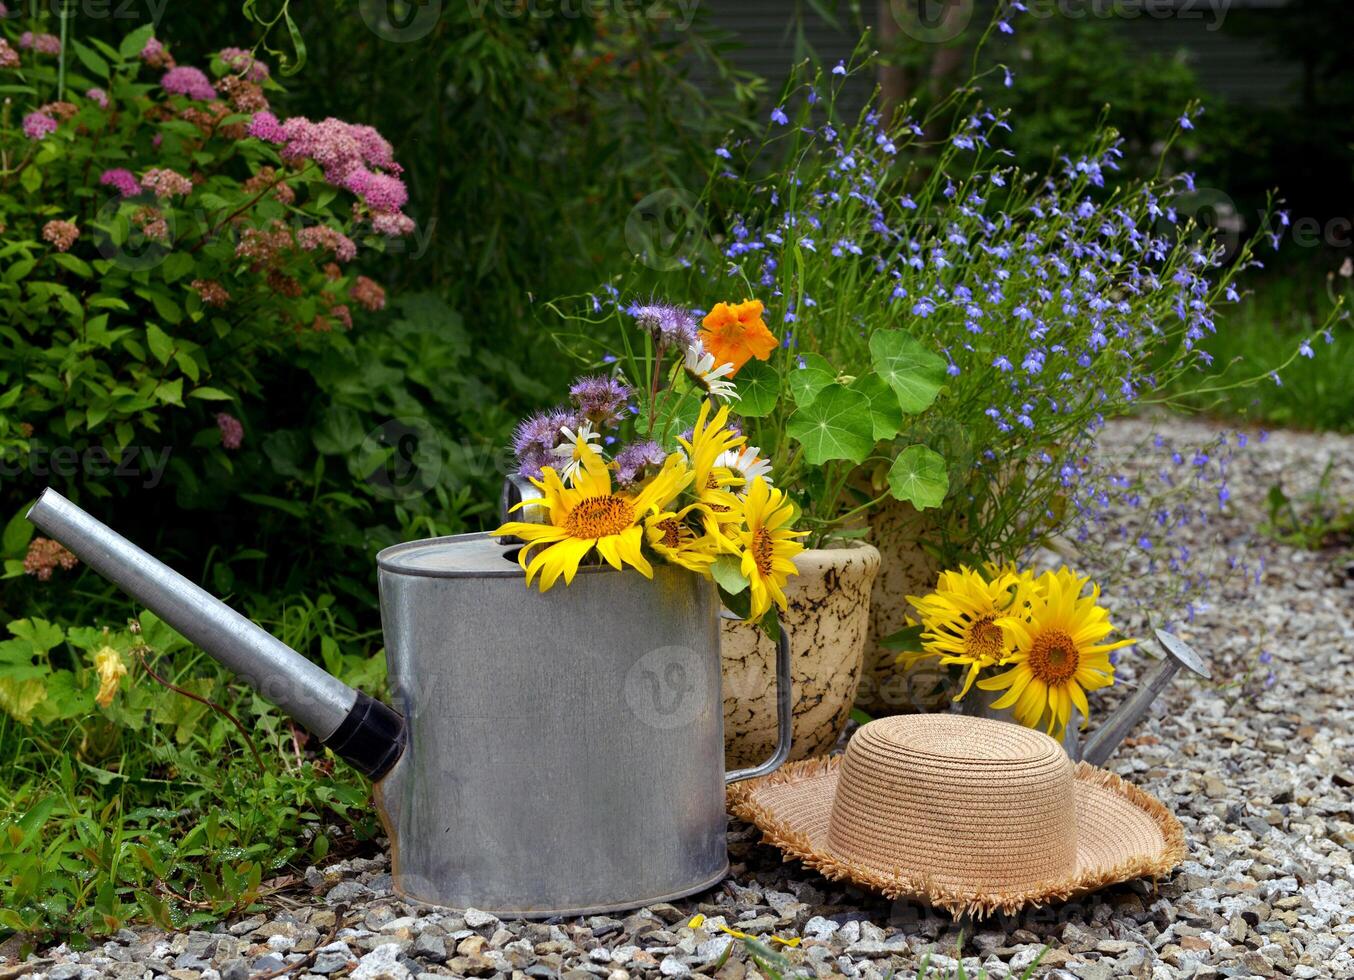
[699,299,778,374]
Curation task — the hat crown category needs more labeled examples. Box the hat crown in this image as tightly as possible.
[826,715,1078,894]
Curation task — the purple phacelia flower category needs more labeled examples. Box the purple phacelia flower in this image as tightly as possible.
[629,301,698,353]
[569,375,632,427]
[512,408,576,478]
[614,440,666,486]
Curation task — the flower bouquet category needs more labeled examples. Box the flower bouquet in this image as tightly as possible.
[490,300,805,629]
[897,564,1135,739]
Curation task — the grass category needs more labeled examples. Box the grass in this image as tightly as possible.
[0,593,385,946]
[1171,265,1353,433]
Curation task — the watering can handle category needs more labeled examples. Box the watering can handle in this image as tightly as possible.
[724,624,792,785]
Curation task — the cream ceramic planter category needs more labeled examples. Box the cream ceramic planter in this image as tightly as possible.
[721,542,881,768]
[854,497,948,715]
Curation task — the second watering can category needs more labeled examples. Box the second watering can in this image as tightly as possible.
[28,489,791,918]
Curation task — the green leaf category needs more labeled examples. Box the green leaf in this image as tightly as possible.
[72,40,110,79]
[785,383,874,465]
[869,329,948,413]
[187,386,232,401]
[8,618,64,655]
[787,352,836,408]
[119,24,156,62]
[732,359,780,418]
[154,379,184,405]
[849,374,905,442]
[240,494,309,519]
[2,508,34,558]
[710,554,749,595]
[886,445,949,509]
[51,253,93,278]
[145,324,174,364]
[20,165,41,194]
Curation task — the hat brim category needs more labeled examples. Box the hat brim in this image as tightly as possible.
[728,756,1186,918]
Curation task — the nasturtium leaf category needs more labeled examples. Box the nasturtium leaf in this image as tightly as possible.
[787,352,836,408]
[869,329,947,413]
[848,374,904,442]
[733,359,780,417]
[786,383,874,465]
[886,445,949,510]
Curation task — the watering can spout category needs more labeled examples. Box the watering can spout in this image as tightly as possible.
[26,489,404,779]
[1072,628,1211,767]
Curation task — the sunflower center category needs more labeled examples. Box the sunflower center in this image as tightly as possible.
[565,495,635,539]
[656,517,683,549]
[965,616,1004,662]
[751,527,775,577]
[1028,629,1080,683]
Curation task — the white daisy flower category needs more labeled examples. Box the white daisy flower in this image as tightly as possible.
[683,342,741,401]
[716,444,773,492]
[551,422,602,484]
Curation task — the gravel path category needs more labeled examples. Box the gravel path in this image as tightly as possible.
[14,418,1354,980]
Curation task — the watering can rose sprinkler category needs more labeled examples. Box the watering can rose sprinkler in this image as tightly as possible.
[27,433,796,918]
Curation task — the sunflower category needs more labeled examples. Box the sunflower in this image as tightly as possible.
[678,400,746,548]
[645,505,720,572]
[699,299,778,374]
[491,439,691,590]
[978,567,1136,738]
[737,476,806,619]
[904,565,1029,700]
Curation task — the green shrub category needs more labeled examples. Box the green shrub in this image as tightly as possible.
[0,21,540,612]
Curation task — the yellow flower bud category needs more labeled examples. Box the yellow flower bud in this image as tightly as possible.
[94,646,128,708]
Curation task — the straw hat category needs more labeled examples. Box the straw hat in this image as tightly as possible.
[728,714,1185,917]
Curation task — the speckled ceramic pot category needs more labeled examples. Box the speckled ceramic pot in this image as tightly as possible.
[853,497,949,716]
[722,542,881,768]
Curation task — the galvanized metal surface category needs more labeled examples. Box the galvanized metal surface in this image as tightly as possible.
[376,532,736,916]
[26,489,358,739]
[1076,628,1213,766]
[30,490,793,917]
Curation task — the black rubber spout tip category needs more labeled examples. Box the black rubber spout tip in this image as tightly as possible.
[322,691,405,780]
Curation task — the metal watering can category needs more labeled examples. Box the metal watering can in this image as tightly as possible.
[28,489,792,918]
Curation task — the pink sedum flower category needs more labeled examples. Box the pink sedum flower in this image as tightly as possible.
[100,168,141,198]
[140,167,194,198]
[343,168,408,212]
[42,220,80,252]
[0,39,17,69]
[217,46,269,82]
[216,413,244,450]
[297,225,357,263]
[161,66,216,101]
[140,36,172,68]
[247,110,286,143]
[85,87,109,108]
[20,31,61,55]
[369,210,416,237]
[23,111,57,140]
